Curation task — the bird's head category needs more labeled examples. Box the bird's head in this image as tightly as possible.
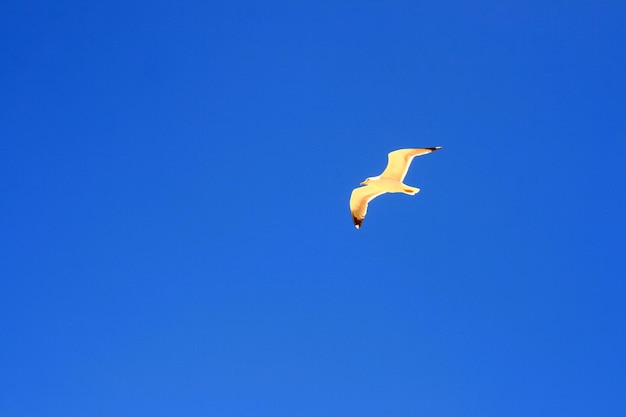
[360,176,378,186]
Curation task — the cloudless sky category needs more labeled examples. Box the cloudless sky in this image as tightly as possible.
[2,1,626,416]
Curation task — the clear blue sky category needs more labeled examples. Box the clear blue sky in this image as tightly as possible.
[2,1,625,416]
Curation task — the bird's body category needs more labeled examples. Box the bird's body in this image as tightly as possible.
[349,147,441,228]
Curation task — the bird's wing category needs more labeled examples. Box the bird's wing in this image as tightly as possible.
[380,147,441,181]
[349,186,386,229]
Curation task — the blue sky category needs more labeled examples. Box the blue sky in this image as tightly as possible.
[2,1,625,416]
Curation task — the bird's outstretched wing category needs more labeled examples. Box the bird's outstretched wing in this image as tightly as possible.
[349,186,386,229]
[380,147,441,181]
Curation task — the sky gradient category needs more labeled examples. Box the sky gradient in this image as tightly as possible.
[2,1,626,416]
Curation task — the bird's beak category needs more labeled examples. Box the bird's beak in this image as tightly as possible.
[360,181,367,186]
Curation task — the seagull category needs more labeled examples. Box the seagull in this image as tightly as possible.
[349,147,442,229]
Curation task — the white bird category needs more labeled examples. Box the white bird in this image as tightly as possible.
[349,147,442,229]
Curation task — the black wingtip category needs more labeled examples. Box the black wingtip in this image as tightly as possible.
[429,146,442,151]
[352,215,363,229]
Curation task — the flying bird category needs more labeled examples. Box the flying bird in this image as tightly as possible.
[349,147,442,229]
